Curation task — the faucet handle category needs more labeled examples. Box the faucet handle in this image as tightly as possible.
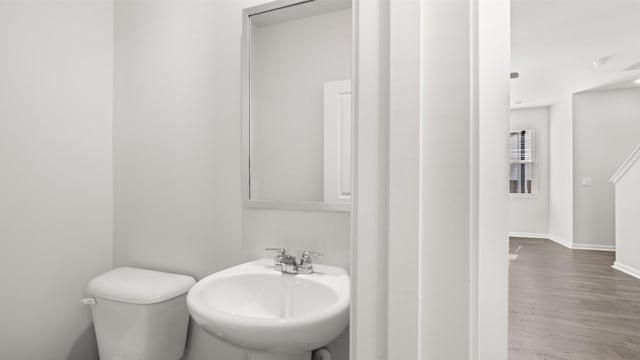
[301,250,324,260]
[265,248,287,272]
[298,251,324,274]
[265,247,286,255]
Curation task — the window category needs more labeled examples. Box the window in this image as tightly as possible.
[509,129,536,195]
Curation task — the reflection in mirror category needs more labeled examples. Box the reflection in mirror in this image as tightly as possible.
[509,129,536,195]
[248,0,352,207]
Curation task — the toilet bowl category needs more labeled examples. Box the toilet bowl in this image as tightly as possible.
[85,267,196,360]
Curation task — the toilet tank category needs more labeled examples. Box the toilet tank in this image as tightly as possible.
[86,267,196,360]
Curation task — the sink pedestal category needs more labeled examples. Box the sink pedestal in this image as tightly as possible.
[249,351,310,360]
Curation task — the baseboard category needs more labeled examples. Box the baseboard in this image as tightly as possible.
[512,233,616,252]
[510,232,573,249]
[571,243,615,252]
[509,232,549,239]
[613,261,640,279]
[547,234,572,249]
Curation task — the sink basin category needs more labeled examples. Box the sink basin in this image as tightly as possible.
[187,259,350,360]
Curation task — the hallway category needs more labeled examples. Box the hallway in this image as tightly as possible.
[509,238,640,360]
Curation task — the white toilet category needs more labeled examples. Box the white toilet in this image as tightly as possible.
[85,267,196,360]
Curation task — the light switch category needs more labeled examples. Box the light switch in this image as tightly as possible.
[581,177,592,187]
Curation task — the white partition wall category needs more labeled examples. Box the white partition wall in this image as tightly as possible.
[573,88,640,251]
[548,96,574,247]
[611,145,640,279]
[351,0,510,359]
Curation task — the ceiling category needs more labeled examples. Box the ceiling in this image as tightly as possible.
[511,0,640,108]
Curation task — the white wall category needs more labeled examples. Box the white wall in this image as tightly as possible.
[387,0,420,357]
[113,1,246,359]
[351,0,510,359]
[0,1,114,359]
[349,0,391,359]
[548,95,573,245]
[477,1,511,358]
[573,88,640,248]
[509,107,549,236]
[614,156,640,275]
[242,210,351,271]
[419,0,474,355]
[251,9,351,202]
[113,0,349,359]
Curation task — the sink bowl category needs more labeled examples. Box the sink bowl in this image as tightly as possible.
[187,259,350,359]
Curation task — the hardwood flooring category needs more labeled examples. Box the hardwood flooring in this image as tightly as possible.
[509,238,640,360]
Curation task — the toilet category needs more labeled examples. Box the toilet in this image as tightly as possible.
[85,267,196,360]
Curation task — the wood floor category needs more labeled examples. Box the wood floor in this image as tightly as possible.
[509,238,640,360]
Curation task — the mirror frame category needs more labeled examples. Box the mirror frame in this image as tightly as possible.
[241,0,352,212]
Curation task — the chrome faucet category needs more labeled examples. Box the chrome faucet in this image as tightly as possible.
[265,248,324,274]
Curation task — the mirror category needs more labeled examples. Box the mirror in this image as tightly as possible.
[244,0,353,211]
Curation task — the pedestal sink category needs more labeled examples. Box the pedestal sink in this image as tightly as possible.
[186,259,350,360]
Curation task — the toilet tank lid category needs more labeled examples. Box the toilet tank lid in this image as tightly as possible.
[87,267,196,305]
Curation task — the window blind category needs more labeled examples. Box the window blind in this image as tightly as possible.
[509,130,535,194]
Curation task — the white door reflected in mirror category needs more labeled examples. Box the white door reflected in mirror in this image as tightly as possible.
[324,80,352,203]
